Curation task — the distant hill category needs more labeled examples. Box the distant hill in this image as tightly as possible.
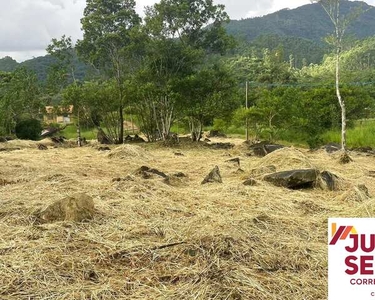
[227,1,375,66]
[2,0,375,78]
[301,36,375,82]
[0,57,19,72]
[226,1,375,42]
[0,54,89,82]
[242,34,328,68]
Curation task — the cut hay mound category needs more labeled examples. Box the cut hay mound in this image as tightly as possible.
[107,144,149,159]
[35,193,95,223]
[257,147,314,172]
[340,184,371,202]
[39,138,57,147]
[2,139,36,149]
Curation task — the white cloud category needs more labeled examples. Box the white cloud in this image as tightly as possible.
[1,0,375,62]
[0,0,85,61]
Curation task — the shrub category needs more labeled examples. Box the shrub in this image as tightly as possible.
[212,118,229,132]
[15,119,43,140]
[306,136,324,149]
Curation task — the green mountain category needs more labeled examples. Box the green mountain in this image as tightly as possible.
[0,57,19,72]
[241,34,328,68]
[1,0,375,78]
[226,1,375,42]
[0,54,88,82]
[227,1,375,66]
[301,36,375,82]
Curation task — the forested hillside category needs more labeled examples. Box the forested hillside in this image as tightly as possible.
[228,0,375,66]
[237,34,328,67]
[302,36,375,82]
[1,1,374,78]
[0,57,18,72]
[226,1,375,42]
[0,54,88,82]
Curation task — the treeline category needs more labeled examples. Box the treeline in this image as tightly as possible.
[0,0,374,147]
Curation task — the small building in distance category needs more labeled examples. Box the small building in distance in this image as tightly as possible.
[44,105,74,124]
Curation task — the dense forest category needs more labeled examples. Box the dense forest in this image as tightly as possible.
[0,0,375,148]
[0,54,89,82]
[226,1,375,42]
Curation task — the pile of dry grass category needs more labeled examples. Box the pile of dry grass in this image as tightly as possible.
[257,147,314,171]
[39,138,57,147]
[0,139,37,150]
[0,140,374,299]
[339,184,372,202]
[107,144,150,160]
[35,193,95,223]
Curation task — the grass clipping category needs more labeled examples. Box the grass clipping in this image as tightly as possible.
[107,144,150,159]
[257,147,314,171]
[0,141,374,299]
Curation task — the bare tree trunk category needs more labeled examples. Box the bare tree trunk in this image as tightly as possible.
[245,81,249,141]
[152,95,174,141]
[336,48,346,151]
[119,105,124,144]
[335,0,346,151]
[77,109,82,147]
[189,117,203,142]
[197,121,202,141]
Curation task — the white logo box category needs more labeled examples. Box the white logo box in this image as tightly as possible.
[329,218,375,300]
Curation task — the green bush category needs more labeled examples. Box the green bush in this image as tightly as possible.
[212,118,228,132]
[15,119,43,141]
[0,127,6,136]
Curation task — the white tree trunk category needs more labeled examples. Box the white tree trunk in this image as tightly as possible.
[336,50,346,150]
[335,0,346,151]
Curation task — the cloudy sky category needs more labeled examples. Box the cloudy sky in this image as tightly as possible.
[1,0,374,62]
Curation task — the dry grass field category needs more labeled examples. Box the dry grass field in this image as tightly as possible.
[1,138,374,299]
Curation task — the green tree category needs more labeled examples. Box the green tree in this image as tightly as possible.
[138,0,234,140]
[179,64,238,141]
[47,35,77,83]
[47,35,85,145]
[63,80,133,143]
[76,0,141,144]
[0,68,42,135]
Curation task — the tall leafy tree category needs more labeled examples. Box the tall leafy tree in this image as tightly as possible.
[62,81,121,143]
[76,0,141,144]
[145,0,234,54]
[139,0,234,140]
[0,68,42,135]
[47,35,77,84]
[179,64,238,141]
[47,35,85,145]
